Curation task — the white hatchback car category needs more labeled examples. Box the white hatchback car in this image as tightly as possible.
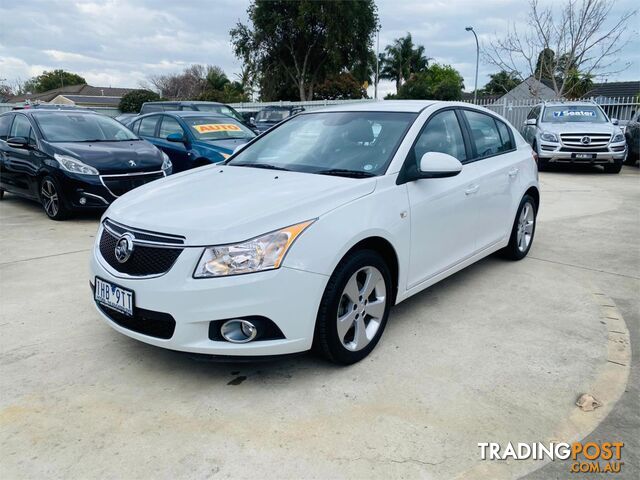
[90,101,539,364]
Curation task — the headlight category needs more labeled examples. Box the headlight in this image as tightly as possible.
[193,220,315,278]
[54,153,99,175]
[612,133,625,143]
[161,152,172,171]
[540,131,558,142]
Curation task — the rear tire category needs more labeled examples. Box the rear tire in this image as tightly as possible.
[314,250,392,365]
[40,176,72,220]
[603,162,622,174]
[501,194,537,260]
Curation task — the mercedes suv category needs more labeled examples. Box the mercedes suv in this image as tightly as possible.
[522,101,627,173]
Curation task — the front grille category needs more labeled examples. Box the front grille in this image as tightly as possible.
[100,171,165,197]
[560,133,611,148]
[559,147,609,153]
[104,219,185,245]
[99,227,183,276]
[96,301,176,339]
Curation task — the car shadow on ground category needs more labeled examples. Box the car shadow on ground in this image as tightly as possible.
[0,192,104,223]
[104,252,507,387]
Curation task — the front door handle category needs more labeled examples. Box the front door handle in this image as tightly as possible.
[465,184,480,195]
[508,168,519,177]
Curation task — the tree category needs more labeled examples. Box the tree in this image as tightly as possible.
[231,0,378,101]
[485,0,637,98]
[314,73,367,100]
[379,33,430,92]
[149,64,208,100]
[23,70,86,93]
[483,70,521,95]
[393,64,464,100]
[118,89,161,113]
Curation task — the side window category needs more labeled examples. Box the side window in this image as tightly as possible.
[129,120,140,135]
[158,116,184,139]
[527,106,539,120]
[463,110,503,159]
[0,114,14,141]
[10,115,36,144]
[413,110,467,162]
[138,116,159,137]
[495,119,515,152]
[142,104,162,114]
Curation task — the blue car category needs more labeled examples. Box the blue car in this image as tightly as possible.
[127,111,256,173]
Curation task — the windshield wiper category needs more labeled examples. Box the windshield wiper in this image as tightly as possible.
[231,162,291,171]
[314,168,376,178]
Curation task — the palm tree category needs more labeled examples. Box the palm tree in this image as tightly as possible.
[379,33,430,92]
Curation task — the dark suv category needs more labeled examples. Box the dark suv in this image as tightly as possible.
[0,110,171,220]
[139,101,258,133]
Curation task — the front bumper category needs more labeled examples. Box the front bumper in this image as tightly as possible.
[90,239,329,356]
[538,142,627,164]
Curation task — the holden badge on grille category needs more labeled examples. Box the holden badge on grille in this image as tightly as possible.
[114,233,135,263]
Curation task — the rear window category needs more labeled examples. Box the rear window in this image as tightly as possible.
[463,110,504,158]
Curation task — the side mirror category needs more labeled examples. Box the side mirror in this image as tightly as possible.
[525,118,537,126]
[611,118,619,125]
[249,116,256,125]
[418,152,463,178]
[7,137,30,149]
[166,132,185,143]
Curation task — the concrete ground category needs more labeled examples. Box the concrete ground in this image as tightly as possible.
[0,166,638,479]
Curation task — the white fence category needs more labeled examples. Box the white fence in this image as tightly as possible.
[3,96,638,128]
[465,96,640,129]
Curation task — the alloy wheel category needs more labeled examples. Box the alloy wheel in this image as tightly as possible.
[336,266,387,352]
[41,179,59,218]
[516,201,535,252]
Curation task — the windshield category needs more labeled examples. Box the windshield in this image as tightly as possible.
[34,113,138,142]
[255,109,290,122]
[227,111,417,177]
[184,116,256,141]
[194,104,244,122]
[542,105,608,123]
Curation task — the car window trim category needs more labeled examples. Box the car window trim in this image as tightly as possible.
[396,106,470,185]
[9,113,39,148]
[457,107,517,163]
[158,115,185,140]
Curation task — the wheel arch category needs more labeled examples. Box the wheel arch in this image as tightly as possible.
[524,185,540,211]
[340,236,400,305]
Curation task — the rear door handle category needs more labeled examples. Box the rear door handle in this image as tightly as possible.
[508,168,519,177]
[465,184,480,195]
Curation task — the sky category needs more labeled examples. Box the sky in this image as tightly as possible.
[1,0,639,99]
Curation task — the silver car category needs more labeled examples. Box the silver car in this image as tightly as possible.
[522,101,627,173]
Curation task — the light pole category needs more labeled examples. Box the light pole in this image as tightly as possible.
[374,27,380,100]
[466,26,479,104]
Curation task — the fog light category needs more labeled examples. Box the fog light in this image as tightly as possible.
[79,197,87,205]
[220,319,257,343]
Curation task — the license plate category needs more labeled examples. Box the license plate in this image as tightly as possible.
[574,153,595,159]
[95,277,134,316]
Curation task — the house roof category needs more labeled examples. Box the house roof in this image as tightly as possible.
[8,84,134,103]
[60,95,123,106]
[587,81,640,98]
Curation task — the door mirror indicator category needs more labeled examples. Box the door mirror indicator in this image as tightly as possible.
[418,152,463,178]
[166,133,185,143]
[7,137,30,149]
[525,118,537,126]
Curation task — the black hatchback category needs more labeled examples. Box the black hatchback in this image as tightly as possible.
[0,110,171,220]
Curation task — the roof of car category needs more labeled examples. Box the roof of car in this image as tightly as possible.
[315,100,437,113]
[10,108,97,116]
[541,100,598,107]
[143,101,224,106]
[144,111,230,118]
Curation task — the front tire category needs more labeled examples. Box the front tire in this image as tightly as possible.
[501,194,537,260]
[603,161,623,174]
[40,176,71,220]
[314,250,392,365]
